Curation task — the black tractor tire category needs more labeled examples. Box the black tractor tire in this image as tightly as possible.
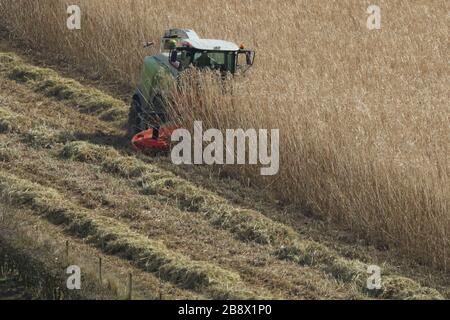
[127,95,168,137]
[127,98,144,137]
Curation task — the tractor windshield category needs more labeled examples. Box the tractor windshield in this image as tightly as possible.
[192,51,236,73]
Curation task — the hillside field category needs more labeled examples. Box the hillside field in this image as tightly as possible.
[0,0,448,300]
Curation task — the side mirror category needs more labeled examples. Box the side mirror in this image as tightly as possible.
[143,41,154,49]
[246,51,255,66]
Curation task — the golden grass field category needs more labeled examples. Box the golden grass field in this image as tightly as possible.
[0,50,448,299]
[0,0,448,284]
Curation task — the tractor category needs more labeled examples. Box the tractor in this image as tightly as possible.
[129,29,255,152]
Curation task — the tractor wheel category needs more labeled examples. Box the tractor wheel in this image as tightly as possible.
[127,98,142,137]
[127,96,168,137]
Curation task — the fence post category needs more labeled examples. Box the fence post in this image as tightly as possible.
[65,240,69,265]
[126,273,132,300]
[98,256,102,284]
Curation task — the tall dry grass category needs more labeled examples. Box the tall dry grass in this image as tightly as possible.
[0,0,448,269]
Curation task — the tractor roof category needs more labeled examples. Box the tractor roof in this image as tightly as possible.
[163,28,240,52]
[187,39,240,51]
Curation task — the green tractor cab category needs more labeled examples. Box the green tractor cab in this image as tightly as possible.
[128,29,255,136]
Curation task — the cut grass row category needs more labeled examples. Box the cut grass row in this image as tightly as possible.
[0,105,295,247]
[0,212,118,300]
[59,141,444,300]
[0,170,264,300]
[0,54,444,299]
[1,125,346,300]
[0,202,206,300]
[0,52,127,125]
[0,112,442,299]
[0,236,74,300]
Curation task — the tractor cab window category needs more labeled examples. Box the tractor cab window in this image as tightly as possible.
[178,50,192,70]
[192,51,235,73]
[169,49,192,71]
[237,53,247,67]
[236,50,255,73]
